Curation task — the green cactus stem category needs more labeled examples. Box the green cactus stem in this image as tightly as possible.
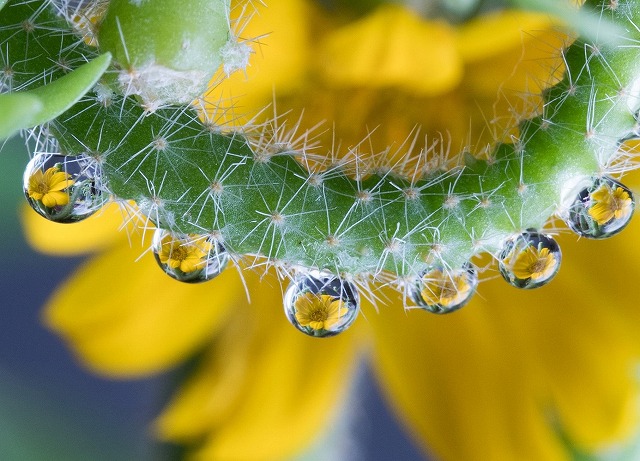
[2,0,639,289]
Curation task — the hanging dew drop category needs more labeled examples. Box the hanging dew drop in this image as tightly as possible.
[283,271,359,338]
[565,176,635,239]
[409,263,478,314]
[152,229,229,283]
[23,153,106,223]
[498,230,561,289]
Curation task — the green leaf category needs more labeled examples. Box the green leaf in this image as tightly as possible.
[509,0,625,45]
[0,0,8,11]
[0,93,43,140]
[0,52,111,140]
[29,52,112,126]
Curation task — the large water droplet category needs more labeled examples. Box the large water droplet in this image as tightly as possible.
[566,176,634,239]
[499,231,561,289]
[409,263,478,314]
[152,229,229,283]
[283,271,359,338]
[23,153,106,223]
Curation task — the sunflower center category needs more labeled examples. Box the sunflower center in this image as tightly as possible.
[611,192,625,214]
[309,306,329,322]
[439,283,458,300]
[170,245,190,261]
[529,258,549,275]
[32,179,50,195]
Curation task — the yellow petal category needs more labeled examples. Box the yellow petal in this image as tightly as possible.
[42,240,243,377]
[459,13,566,139]
[157,270,363,461]
[41,190,69,208]
[21,202,129,255]
[369,210,640,460]
[456,11,555,63]
[318,5,462,96]
[205,0,310,123]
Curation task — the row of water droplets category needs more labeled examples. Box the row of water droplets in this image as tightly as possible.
[23,151,636,337]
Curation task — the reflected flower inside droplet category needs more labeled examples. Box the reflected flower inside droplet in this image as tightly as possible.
[499,231,561,289]
[152,229,229,283]
[27,165,75,207]
[294,293,348,331]
[410,264,477,314]
[566,177,634,239]
[23,153,106,223]
[283,271,359,337]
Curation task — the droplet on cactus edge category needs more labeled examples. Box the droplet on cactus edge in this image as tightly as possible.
[409,263,478,314]
[498,230,561,289]
[152,229,229,283]
[283,271,360,338]
[23,153,106,223]
[565,176,634,239]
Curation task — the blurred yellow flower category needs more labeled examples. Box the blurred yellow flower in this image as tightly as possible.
[22,1,640,460]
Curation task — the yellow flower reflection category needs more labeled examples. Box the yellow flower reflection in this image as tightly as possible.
[22,1,640,460]
[156,234,211,273]
[589,184,633,226]
[420,269,472,308]
[27,166,74,208]
[507,245,558,281]
[294,293,347,331]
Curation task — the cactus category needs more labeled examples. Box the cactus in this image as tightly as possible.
[3,0,640,333]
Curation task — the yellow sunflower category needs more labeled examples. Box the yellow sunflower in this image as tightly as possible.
[27,166,75,208]
[589,184,634,226]
[293,293,348,331]
[22,1,640,460]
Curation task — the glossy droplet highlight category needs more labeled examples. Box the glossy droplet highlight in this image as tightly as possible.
[566,176,634,239]
[409,263,478,314]
[23,153,106,223]
[283,271,359,338]
[499,231,561,289]
[152,229,229,283]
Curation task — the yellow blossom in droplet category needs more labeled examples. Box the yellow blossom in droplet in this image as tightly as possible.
[420,269,471,307]
[588,184,632,225]
[27,166,75,208]
[294,293,347,331]
[507,245,557,281]
[157,235,211,273]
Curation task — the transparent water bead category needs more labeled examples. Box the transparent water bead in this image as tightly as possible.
[499,231,561,289]
[283,271,359,338]
[23,153,106,223]
[409,264,478,314]
[152,229,229,283]
[566,176,635,239]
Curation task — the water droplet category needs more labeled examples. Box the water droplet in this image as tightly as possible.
[499,231,561,289]
[566,176,634,239]
[409,263,478,314]
[23,153,106,223]
[283,271,359,338]
[152,229,229,283]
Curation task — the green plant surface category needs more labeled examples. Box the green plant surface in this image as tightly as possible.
[2,0,639,291]
[0,53,111,140]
